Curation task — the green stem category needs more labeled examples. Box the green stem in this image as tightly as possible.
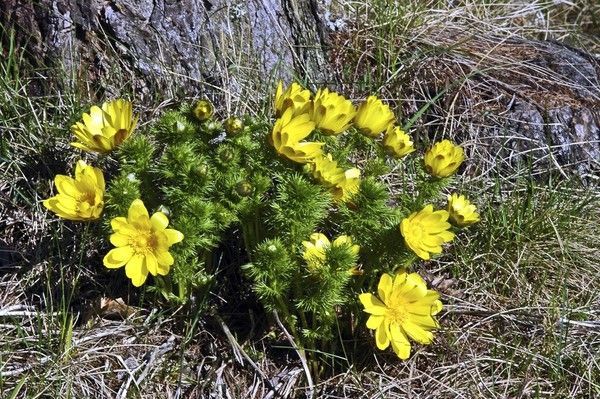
[240,208,265,262]
[177,278,187,303]
[274,295,297,335]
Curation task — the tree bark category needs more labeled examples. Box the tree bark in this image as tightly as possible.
[1,0,330,98]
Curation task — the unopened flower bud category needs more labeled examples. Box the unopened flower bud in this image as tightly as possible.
[235,181,253,196]
[199,275,211,285]
[206,121,221,132]
[224,117,244,136]
[192,164,209,178]
[218,147,235,163]
[193,100,214,122]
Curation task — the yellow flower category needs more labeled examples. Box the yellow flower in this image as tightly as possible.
[271,108,323,163]
[400,205,454,260]
[193,99,214,121]
[274,81,311,117]
[302,233,360,271]
[424,140,464,178]
[310,153,360,202]
[309,88,356,135]
[353,95,395,137]
[332,235,360,257]
[359,272,443,360]
[42,160,105,221]
[383,125,415,158]
[103,199,184,287]
[333,168,361,202]
[447,193,480,226]
[70,99,138,153]
[302,233,330,268]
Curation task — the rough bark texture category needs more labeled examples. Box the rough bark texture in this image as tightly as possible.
[404,32,600,177]
[1,0,330,97]
[499,40,600,177]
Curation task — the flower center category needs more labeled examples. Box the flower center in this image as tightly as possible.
[78,191,97,206]
[114,128,129,145]
[410,224,424,240]
[131,231,158,255]
[386,304,408,324]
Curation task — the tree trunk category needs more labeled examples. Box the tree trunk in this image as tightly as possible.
[1,0,330,99]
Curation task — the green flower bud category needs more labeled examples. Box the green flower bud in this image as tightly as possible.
[217,146,235,164]
[193,100,214,121]
[191,163,209,178]
[224,116,244,136]
[235,181,253,196]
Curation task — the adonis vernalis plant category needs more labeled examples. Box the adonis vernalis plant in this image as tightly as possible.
[447,193,480,226]
[360,272,443,360]
[354,95,396,137]
[43,160,105,221]
[70,99,138,153]
[103,199,184,287]
[41,82,478,369]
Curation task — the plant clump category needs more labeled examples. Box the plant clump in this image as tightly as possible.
[41,82,479,368]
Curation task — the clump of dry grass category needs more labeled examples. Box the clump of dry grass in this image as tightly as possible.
[332,0,600,180]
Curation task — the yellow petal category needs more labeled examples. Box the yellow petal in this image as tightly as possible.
[431,299,443,315]
[70,142,98,152]
[359,293,387,315]
[103,246,134,269]
[409,292,442,315]
[71,124,93,143]
[404,237,431,260]
[402,319,434,344]
[125,254,147,287]
[145,252,158,276]
[332,235,350,247]
[398,273,428,300]
[156,250,174,267]
[128,199,149,222]
[164,229,184,245]
[84,106,105,129]
[366,315,384,330]
[285,113,315,142]
[46,194,78,212]
[43,197,79,220]
[377,273,393,304]
[82,162,105,192]
[150,212,169,231]
[111,217,131,232]
[408,314,439,329]
[438,230,455,242]
[109,232,131,247]
[155,251,174,275]
[389,323,411,360]
[375,319,391,350]
[54,175,81,198]
[90,134,113,153]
